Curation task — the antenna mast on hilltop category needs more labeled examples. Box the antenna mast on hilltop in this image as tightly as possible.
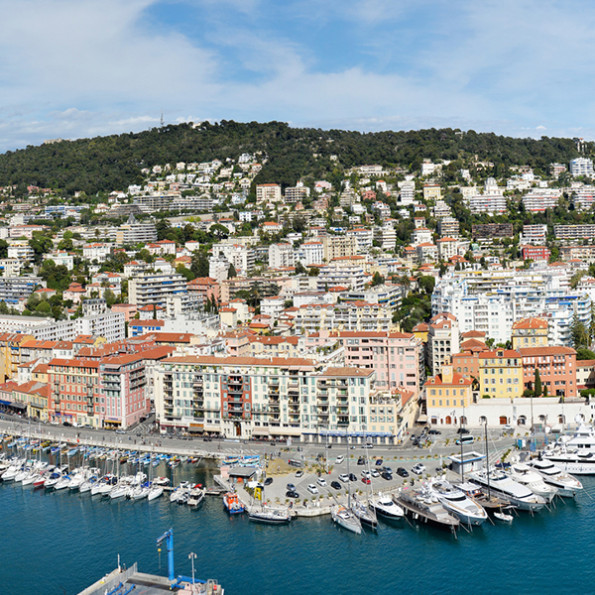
[160,111,164,127]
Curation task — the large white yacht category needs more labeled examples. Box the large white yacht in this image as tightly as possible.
[506,463,558,502]
[429,480,488,526]
[526,459,583,497]
[542,425,595,475]
[468,469,546,512]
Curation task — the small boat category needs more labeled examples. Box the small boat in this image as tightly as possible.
[248,507,292,524]
[109,483,129,500]
[148,485,164,501]
[223,492,245,515]
[494,511,514,523]
[170,482,192,503]
[330,504,362,535]
[369,493,405,520]
[187,485,206,507]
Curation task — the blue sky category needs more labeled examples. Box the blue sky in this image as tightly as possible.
[1,0,595,150]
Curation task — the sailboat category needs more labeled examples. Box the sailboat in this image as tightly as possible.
[330,440,362,534]
[248,483,291,524]
[350,432,378,529]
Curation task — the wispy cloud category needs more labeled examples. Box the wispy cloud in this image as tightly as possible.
[0,0,594,150]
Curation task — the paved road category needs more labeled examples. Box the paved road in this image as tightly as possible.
[0,414,518,465]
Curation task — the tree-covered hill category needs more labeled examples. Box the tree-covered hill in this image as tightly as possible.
[0,120,588,195]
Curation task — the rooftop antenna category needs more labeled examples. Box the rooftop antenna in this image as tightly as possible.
[161,111,164,127]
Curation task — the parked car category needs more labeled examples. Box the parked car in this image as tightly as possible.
[316,477,327,487]
[330,481,341,490]
[361,470,371,478]
[286,490,299,498]
[264,477,273,486]
[370,469,380,478]
[364,443,374,449]
[428,429,441,435]
[375,459,383,466]
[382,466,393,474]
[295,470,304,478]
[397,467,409,477]
[307,484,319,494]
[457,427,470,434]
[286,483,296,491]
[335,455,344,464]
[381,471,393,480]
[456,435,475,445]
[357,457,365,465]
[361,477,371,485]
[412,463,426,475]
[349,473,357,482]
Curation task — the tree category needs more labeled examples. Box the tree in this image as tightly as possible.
[0,239,8,259]
[576,347,595,360]
[533,368,542,398]
[418,275,436,295]
[190,251,210,278]
[571,314,589,349]
[29,232,53,264]
[371,271,385,286]
[228,263,237,278]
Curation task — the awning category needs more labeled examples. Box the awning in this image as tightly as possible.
[269,427,302,436]
[416,415,428,424]
[251,428,270,436]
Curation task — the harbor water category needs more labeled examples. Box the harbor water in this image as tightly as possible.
[2,460,594,595]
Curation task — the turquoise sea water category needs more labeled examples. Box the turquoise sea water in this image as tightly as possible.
[1,461,594,595]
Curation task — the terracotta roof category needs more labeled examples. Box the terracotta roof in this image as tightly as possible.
[425,372,472,386]
[518,346,576,357]
[461,330,486,339]
[322,367,374,377]
[164,355,315,367]
[512,317,548,330]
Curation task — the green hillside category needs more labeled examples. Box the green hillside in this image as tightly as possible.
[0,120,587,196]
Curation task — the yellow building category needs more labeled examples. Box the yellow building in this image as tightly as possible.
[424,364,473,410]
[411,322,429,344]
[0,333,35,383]
[512,317,548,349]
[478,349,524,398]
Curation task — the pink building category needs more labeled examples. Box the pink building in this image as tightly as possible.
[99,352,151,429]
[339,331,424,394]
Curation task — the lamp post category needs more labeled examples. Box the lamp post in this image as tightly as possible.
[188,552,197,594]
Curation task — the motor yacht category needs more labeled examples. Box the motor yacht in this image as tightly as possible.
[526,459,583,497]
[429,480,488,526]
[506,463,558,502]
[368,493,405,520]
[468,469,546,512]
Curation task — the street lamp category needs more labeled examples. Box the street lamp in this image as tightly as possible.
[188,552,197,594]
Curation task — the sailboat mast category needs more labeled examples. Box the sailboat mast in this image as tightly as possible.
[484,420,491,499]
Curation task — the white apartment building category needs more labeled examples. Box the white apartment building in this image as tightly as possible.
[399,181,416,205]
[297,241,324,266]
[570,157,594,178]
[256,184,282,203]
[83,243,112,263]
[574,186,595,211]
[0,259,22,278]
[374,223,397,251]
[428,313,460,375]
[128,273,189,308]
[438,217,460,238]
[467,178,507,214]
[211,242,255,276]
[209,256,230,283]
[554,225,595,240]
[522,189,562,212]
[268,243,295,269]
[7,239,34,261]
[114,215,158,245]
[317,263,366,291]
[521,224,548,245]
